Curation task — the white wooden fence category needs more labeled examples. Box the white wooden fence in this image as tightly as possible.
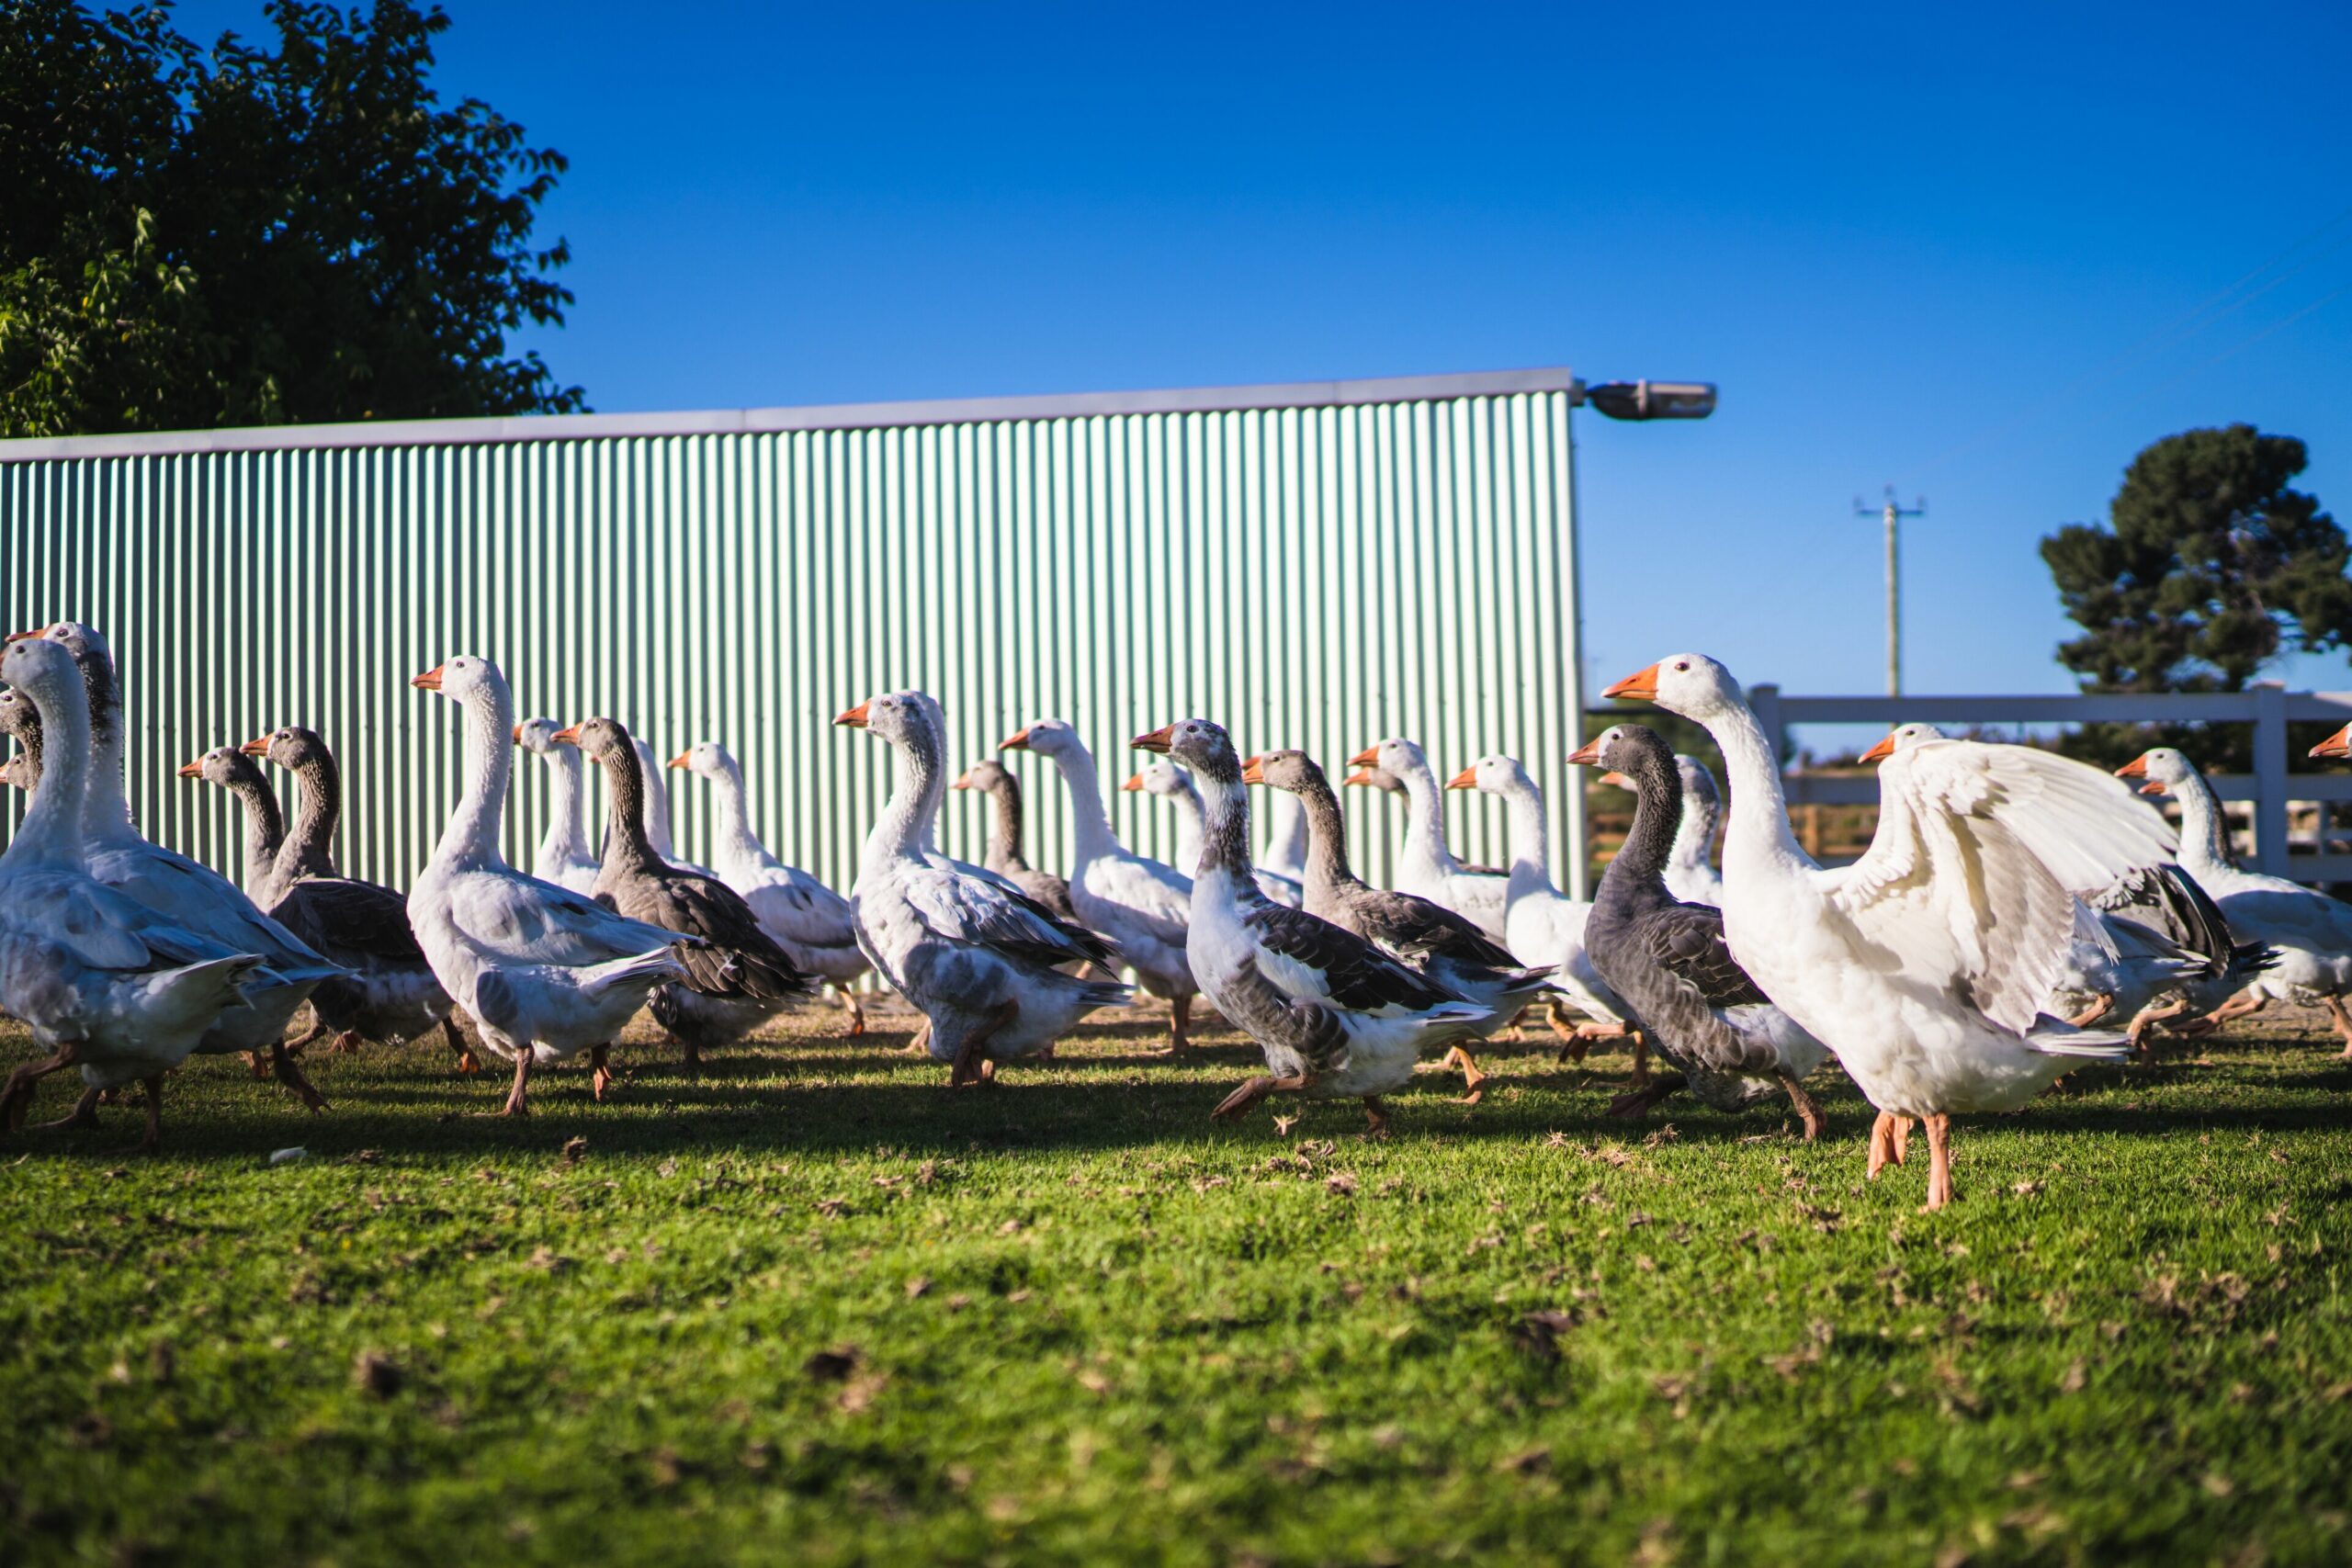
[1746,683,2352,883]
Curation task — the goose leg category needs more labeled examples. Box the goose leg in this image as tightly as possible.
[281,1016,332,1058]
[482,1051,532,1117]
[1866,1111,1915,1179]
[35,1086,104,1133]
[902,1021,933,1057]
[1165,994,1193,1055]
[134,1074,164,1154]
[1920,1113,1954,1211]
[2324,995,2352,1058]
[1778,1072,1825,1141]
[244,1050,271,1079]
[591,1044,613,1101]
[2064,993,2115,1029]
[2,1042,83,1131]
[1605,1071,1686,1120]
[2124,996,2191,1056]
[268,1042,330,1114]
[951,1000,1017,1089]
[1627,1032,1650,1089]
[2183,992,2267,1035]
[838,987,866,1037]
[440,1016,482,1076]
[1209,1073,1308,1122]
[1441,1045,1488,1104]
[1548,1001,1590,1065]
[1362,1096,1390,1136]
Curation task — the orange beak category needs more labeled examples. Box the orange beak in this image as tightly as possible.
[1341,768,1376,787]
[833,701,871,728]
[551,723,582,747]
[410,664,445,692]
[1602,663,1660,702]
[511,725,526,742]
[1565,739,1605,767]
[1121,773,1145,791]
[1444,765,1478,789]
[1131,725,1175,754]
[999,727,1033,751]
[239,736,269,756]
[175,758,204,778]
[951,770,975,790]
[667,750,692,770]
[2114,753,2167,795]
[1859,732,1899,765]
[1599,772,1632,789]
[1347,744,1381,767]
[6,626,51,643]
[1239,756,1266,785]
[2310,725,2352,760]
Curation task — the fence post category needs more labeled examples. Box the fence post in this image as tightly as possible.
[2253,681,2289,875]
[1750,683,1785,773]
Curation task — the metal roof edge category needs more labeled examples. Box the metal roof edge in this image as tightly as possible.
[0,367,1582,462]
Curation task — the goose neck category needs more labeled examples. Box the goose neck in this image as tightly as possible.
[1047,742,1120,861]
[6,681,90,872]
[1705,702,1806,874]
[537,743,592,868]
[706,759,770,867]
[1608,749,1683,893]
[2169,770,2236,873]
[1294,774,1369,902]
[434,683,514,870]
[230,773,288,888]
[282,753,338,877]
[1495,773,1558,901]
[596,741,663,872]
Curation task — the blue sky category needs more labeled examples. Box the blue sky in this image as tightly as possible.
[176,2,2352,737]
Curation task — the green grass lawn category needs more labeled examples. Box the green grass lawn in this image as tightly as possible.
[3,1000,2349,1567]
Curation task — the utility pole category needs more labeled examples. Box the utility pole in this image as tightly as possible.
[1855,486,1926,695]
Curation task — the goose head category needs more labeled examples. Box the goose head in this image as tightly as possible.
[1859,722,1947,764]
[244,725,331,773]
[1347,737,1429,785]
[514,716,565,754]
[2115,747,2195,797]
[670,739,738,780]
[1344,764,1406,795]
[1000,716,1079,759]
[1124,761,1197,800]
[953,759,1011,793]
[410,654,501,705]
[1444,753,1531,797]
[0,687,40,745]
[177,745,264,792]
[1240,748,1322,795]
[553,716,634,768]
[1133,718,1239,784]
[834,690,935,750]
[1604,654,1744,724]
[1566,724,1671,782]
[0,635,79,708]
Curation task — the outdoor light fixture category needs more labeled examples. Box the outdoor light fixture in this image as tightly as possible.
[1581,379,1717,421]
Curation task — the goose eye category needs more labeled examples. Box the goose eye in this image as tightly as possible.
[1673,660,1690,671]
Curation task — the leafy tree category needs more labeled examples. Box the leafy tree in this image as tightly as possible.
[0,0,582,437]
[2041,425,2349,771]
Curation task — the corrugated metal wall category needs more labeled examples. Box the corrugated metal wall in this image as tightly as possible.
[0,382,1587,905]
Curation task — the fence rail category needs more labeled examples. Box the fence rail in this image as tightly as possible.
[1597,683,2352,883]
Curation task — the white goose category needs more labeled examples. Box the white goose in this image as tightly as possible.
[514,717,600,894]
[26,622,344,1115]
[406,657,695,1114]
[1136,717,1494,1132]
[671,739,872,1034]
[1453,754,1645,1063]
[838,692,1129,1083]
[2130,742,2352,1052]
[1612,654,2177,1209]
[1261,785,1310,886]
[1003,718,1199,1052]
[1125,760,1305,907]
[1348,738,1510,939]
[0,636,265,1150]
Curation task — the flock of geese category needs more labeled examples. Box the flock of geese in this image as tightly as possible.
[4,626,2352,1210]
